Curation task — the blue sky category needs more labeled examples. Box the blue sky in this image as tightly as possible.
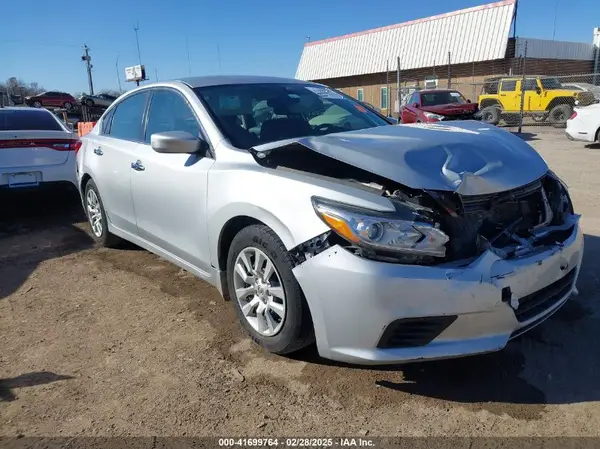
[1,0,599,94]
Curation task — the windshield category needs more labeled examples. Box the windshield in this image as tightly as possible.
[420,91,467,106]
[193,83,390,149]
[540,78,563,90]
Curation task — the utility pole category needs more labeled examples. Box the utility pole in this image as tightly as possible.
[447,51,451,88]
[552,0,559,41]
[186,36,192,75]
[81,45,94,95]
[116,55,122,94]
[518,41,528,134]
[134,22,142,66]
[396,56,401,117]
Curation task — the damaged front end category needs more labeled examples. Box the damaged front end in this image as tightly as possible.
[297,170,577,266]
[252,140,576,266]
[431,170,577,263]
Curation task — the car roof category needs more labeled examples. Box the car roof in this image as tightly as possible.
[178,75,317,88]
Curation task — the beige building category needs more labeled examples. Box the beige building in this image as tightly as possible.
[295,0,599,113]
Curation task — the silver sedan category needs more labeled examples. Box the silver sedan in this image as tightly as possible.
[76,75,583,365]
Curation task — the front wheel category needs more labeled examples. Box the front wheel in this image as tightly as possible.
[32,101,42,108]
[63,102,73,110]
[84,179,122,247]
[226,225,314,355]
[85,98,94,107]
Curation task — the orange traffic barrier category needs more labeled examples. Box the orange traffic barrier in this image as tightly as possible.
[77,121,96,137]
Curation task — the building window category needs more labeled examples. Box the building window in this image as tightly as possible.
[380,87,388,109]
[357,88,364,102]
[424,76,438,90]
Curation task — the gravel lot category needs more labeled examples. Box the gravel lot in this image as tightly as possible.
[1,130,600,437]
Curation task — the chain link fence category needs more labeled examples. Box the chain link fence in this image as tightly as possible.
[370,48,600,129]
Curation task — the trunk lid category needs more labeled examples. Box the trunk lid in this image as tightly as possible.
[0,130,75,168]
[252,121,548,196]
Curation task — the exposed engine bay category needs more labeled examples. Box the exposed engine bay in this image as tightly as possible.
[253,143,576,265]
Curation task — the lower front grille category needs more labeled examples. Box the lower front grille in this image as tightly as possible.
[377,316,458,349]
[443,113,476,121]
[514,267,576,323]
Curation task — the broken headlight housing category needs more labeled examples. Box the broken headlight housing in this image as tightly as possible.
[311,196,449,259]
[423,112,445,121]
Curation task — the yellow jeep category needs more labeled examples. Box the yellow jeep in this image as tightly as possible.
[478,76,596,126]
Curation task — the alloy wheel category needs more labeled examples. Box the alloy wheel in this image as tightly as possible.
[233,247,286,337]
[86,189,103,237]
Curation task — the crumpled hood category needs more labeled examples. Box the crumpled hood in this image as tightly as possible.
[420,103,478,116]
[252,121,549,196]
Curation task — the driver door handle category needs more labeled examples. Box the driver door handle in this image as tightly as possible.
[93,147,103,156]
[131,160,145,171]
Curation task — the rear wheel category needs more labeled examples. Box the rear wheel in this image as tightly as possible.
[480,106,501,125]
[63,102,73,110]
[226,225,314,355]
[84,179,122,247]
[548,104,572,128]
[85,98,94,107]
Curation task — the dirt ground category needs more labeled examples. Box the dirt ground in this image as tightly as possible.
[1,130,600,438]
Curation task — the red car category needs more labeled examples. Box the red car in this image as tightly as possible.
[400,89,479,123]
[25,91,77,110]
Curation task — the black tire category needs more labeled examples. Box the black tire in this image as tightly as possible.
[63,102,73,110]
[32,100,42,108]
[83,179,122,248]
[480,105,501,125]
[549,104,572,128]
[226,224,314,355]
[85,98,94,107]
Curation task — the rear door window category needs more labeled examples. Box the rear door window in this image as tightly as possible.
[107,92,150,141]
[0,110,63,131]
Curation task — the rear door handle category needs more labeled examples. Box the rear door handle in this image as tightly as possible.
[131,160,145,171]
[93,147,103,156]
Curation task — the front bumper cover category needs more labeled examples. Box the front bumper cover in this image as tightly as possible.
[293,218,584,365]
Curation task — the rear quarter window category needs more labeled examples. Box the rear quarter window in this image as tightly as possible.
[0,110,63,131]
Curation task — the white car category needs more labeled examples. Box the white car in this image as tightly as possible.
[0,107,80,189]
[565,103,600,144]
[562,82,600,103]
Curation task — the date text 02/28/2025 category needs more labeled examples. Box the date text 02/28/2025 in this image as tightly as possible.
[218,438,376,447]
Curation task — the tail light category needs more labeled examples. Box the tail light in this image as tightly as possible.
[0,138,82,152]
[569,111,577,120]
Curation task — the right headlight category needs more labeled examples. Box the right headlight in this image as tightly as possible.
[312,197,449,258]
[423,111,445,120]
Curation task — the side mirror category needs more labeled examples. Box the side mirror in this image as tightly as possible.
[66,123,74,131]
[412,102,419,108]
[387,117,399,124]
[150,131,206,154]
[536,87,542,95]
[467,99,472,103]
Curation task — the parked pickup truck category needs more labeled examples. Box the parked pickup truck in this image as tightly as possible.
[478,76,596,127]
